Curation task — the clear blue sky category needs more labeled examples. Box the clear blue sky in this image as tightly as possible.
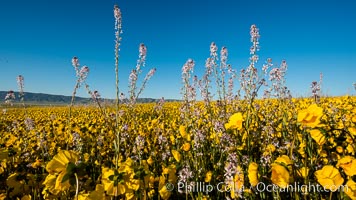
[1,0,355,100]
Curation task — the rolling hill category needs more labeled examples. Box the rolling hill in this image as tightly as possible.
[0,91,174,105]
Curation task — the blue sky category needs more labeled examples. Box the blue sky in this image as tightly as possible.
[1,0,355,100]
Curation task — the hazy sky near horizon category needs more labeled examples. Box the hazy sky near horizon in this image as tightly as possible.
[0,0,355,100]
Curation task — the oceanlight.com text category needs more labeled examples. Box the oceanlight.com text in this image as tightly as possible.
[255,182,348,193]
[167,182,349,194]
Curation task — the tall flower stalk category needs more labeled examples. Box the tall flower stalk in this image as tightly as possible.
[311,72,323,103]
[113,4,122,169]
[181,58,195,121]
[241,25,261,158]
[17,75,27,114]
[128,43,151,106]
[68,57,90,149]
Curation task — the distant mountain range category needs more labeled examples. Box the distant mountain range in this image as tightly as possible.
[0,91,177,105]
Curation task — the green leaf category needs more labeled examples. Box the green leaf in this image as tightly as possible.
[62,173,71,183]
[66,162,76,174]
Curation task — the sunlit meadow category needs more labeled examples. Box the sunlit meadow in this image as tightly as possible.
[1,4,356,200]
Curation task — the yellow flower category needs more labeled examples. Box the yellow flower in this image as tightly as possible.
[297,167,309,179]
[275,155,292,170]
[298,142,306,157]
[30,159,42,168]
[151,119,158,126]
[84,153,90,162]
[248,162,259,187]
[44,150,79,195]
[147,156,154,166]
[170,135,175,144]
[201,196,209,200]
[271,163,290,188]
[0,160,7,175]
[172,150,181,162]
[159,186,171,200]
[179,125,191,141]
[88,184,105,200]
[46,150,79,174]
[205,171,212,183]
[336,156,356,176]
[347,144,355,154]
[101,158,139,197]
[5,134,17,147]
[43,174,62,195]
[78,184,105,200]
[265,144,276,154]
[158,175,172,200]
[233,166,244,191]
[225,112,243,130]
[148,189,155,198]
[349,127,356,136]
[345,179,356,200]
[101,167,126,196]
[309,129,326,145]
[315,165,344,192]
[78,194,89,200]
[228,166,244,198]
[179,125,187,138]
[297,104,323,128]
[161,164,177,184]
[336,146,344,154]
[181,142,191,151]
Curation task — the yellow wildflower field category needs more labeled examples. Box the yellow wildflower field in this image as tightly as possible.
[0,96,355,199]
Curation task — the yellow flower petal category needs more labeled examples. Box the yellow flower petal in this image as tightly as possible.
[46,150,79,174]
[172,150,181,162]
[309,129,326,145]
[205,171,212,183]
[315,165,344,192]
[298,104,323,128]
[159,186,171,200]
[225,112,243,130]
[181,142,191,151]
[271,163,290,188]
[345,179,356,200]
[337,156,356,176]
[248,162,259,187]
